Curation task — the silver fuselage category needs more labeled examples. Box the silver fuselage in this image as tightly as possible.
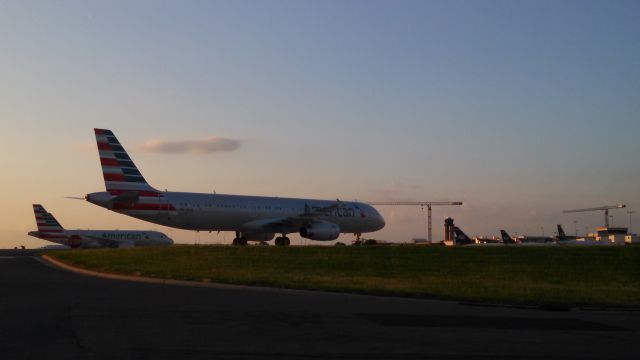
[28,229,173,248]
[87,191,385,236]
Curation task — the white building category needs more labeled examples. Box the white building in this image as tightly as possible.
[595,227,628,245]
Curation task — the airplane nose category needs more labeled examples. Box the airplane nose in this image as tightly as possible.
[369,207,385,230]
[377,214,386,230]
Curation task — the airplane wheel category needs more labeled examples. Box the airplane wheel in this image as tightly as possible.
[284,237,290,246]
[275,237,283,246]
[232,238,238,246]
[239,237,248,246]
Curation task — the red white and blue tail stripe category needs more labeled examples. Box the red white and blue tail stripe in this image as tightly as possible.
[32,204,67,241]
[94,129,175,214]
[94,128,158,194]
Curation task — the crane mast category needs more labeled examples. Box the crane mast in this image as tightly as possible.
[369,201,463,242]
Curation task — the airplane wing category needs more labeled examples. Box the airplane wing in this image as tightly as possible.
[300,199,344,218]
[242,200,344,233]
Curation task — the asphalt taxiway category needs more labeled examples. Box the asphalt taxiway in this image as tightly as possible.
[1,253,639,359]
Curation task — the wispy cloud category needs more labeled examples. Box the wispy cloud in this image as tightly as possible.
[140,136,241,155]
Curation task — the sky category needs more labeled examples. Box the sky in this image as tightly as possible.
[1,0,638,248]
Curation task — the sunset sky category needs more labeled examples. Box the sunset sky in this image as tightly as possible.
[1,0,638,248]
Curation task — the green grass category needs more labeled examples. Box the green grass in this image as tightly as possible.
[47,245,640,307]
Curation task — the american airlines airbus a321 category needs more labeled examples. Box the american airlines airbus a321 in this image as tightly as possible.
[85,129,385,245]
[28,204,173,248]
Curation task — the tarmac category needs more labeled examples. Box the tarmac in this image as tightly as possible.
[1,251,639,359]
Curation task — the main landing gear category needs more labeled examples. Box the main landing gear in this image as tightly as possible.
[352,232,363,246]
[232,231,248,246]
[274,236,290,246]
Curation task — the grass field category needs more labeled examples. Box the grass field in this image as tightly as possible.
[48,245,640,307]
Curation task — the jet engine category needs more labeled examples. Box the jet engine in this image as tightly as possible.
[299,221,340,241]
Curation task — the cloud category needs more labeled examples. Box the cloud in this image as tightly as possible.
[140,136,240,155]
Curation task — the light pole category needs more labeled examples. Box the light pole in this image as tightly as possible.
[629,211,635,234]
[573,220,578,237]
[540,226,544,236]
[610,215,614,227]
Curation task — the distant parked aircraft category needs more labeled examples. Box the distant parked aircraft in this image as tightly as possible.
[28,204,172,248]
[555,224,578,243]
[502,229,553,244]
[499,230,518,244]
[474,235,502,244]
[453,227,476,245]
[84,129,385,245]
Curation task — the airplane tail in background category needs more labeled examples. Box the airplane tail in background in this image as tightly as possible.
[453,226,475,245]
[500,230,516,244]
[31,204,68,242]
[557,224,566,238]
[94,129,158,195]
[33,204,64,232]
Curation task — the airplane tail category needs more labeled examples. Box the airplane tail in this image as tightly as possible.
[500,230,516,244]
[453,226,474,245]
[30,204,68,242]
[33,204,64,232]
[557,224,566,238]
[94,129,158,195]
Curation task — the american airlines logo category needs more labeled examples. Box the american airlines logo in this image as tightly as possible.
[101,233,144,240]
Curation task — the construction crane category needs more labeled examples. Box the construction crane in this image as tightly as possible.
[369,201,463,242]
[563,204,626,228]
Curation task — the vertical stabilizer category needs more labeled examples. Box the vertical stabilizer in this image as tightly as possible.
[557,224,566,239]
[500,230,516,244]
[453,226,475,245]
[94,129,157,194]
[31,204,68,242]
[33,204,64,232]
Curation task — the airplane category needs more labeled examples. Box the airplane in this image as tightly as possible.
[28,204,173,248]
[499,230,518,245]
[501,229,555,245]
[555,225,609,246]
[500,230,553,244]
[555,224,578,242]
[455,227,516,246]
[84,129,385,246]
[474,235,502,244]
[452,227,476,245]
